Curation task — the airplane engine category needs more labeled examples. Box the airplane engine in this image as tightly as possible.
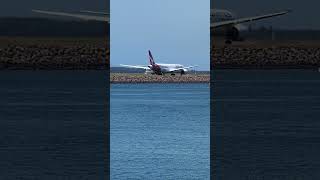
[226,24,247,41]
[226,27,240,41]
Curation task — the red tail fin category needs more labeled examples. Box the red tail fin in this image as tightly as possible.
[148,50,155,65]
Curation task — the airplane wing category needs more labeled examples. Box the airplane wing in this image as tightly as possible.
[32,9,109,22]
[211,10,291,28]
[80,10,110,15]
[120,64,150,70]
[167,66,197,72]
[183,65,198,69]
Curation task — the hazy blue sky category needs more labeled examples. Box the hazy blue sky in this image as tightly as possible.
[111,0,210,70]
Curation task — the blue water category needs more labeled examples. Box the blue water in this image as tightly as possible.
[4,70,320,179]
[0,71,108,179]
[212,69,320,180]
[111,83,210,179]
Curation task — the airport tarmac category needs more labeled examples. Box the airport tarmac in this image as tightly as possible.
[111,73,210,83]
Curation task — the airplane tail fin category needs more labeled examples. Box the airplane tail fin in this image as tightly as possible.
[148,50,156,65]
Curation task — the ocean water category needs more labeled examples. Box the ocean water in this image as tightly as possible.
[212,69,320,180]
[3,70,320,179]
[111,83,210,179]
[0,71,108,179]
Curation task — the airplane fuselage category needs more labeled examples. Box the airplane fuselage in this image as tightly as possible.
[211,9,235,23]
[158,63,184,69]
[147,63,186,75]
[120,50,196,75]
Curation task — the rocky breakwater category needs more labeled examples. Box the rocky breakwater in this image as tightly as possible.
[212,45,320,69]
[0,44,109,69]
[111,73,210,83]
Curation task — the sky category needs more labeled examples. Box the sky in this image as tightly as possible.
[111,0,210,70]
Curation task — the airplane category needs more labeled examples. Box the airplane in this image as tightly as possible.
[31,9,109,22]
[211,9,291,44]
[120,50,197,75]
[32,8,290,44]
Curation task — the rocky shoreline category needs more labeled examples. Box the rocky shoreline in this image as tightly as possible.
[212,44,320,69]
[111,73,210,83]
[1,38,320,70]
[0,37,109,70]
[0,45,109,70]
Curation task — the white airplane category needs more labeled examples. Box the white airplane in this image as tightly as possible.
[120,50,197,75]
[32,8,290,44]
[211,9,291,44]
